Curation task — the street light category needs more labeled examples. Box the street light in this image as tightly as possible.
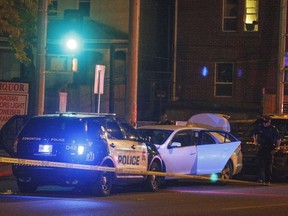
[62,32,82,53]
[62,33,82,72]
[66,38,78,50]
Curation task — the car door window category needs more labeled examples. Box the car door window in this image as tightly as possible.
[106,121,124,140]
[171,130,195,147]
[210,131,236,143]
[200,132,216,145]
[119,122,140,141]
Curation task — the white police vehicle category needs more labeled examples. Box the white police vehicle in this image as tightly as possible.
[12,113,164,196]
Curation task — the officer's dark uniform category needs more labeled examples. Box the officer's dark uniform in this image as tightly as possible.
[254,116,281,183]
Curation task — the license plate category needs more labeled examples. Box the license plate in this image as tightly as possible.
[39,144,53,153]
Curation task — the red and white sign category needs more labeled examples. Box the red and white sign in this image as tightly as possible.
[0,82,29,128]
[94,65,105,94]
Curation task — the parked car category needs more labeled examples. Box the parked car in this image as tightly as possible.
[137,113,243,181]
[12,112,164,196]
[231,115,288,179]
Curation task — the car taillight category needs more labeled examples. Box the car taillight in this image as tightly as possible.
[13,138,18,153]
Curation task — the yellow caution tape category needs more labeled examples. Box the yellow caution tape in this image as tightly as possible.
[0,157,257,185]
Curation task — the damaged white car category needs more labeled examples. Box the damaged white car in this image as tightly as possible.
[137,113,242,180]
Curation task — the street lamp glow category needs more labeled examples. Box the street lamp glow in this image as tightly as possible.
[66,38,78,50]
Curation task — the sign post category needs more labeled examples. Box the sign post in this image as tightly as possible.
[94,65,105,113]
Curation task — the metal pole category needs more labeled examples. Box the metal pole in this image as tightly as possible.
[126,0,140,126]
[36,0,48,115]
[172,0,178,101]
[277,0,287,115]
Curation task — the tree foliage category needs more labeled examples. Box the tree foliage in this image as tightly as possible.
[0,0,39,64]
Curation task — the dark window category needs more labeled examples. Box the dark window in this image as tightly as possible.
[215,63,233,97]
[200,132,216,145]
[137,129,173,145]
[79,0,90,17]
[48,0,58,16]
[171,130,195,147]
[106,122,124,140]
[119,122,140,141]
[223,0,238,31]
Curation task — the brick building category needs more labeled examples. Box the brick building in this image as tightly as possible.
[166,0,287,120]
[0,0,287,122]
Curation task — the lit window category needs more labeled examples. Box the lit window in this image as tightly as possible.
[222,0,238,31]
[215,63,233,97]
[79,0,90,17]
[244,0,259,31]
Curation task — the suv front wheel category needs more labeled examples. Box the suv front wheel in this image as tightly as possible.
[92,163,114,197]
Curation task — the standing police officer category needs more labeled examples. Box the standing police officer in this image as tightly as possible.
[253,115,281,184]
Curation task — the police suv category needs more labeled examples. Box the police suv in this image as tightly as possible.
[12,113,164,196]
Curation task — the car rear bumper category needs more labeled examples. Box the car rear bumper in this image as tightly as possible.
[12,165,100,186]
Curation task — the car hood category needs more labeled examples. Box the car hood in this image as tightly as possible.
[187,113,230,132]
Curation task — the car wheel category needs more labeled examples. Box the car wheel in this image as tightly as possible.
[92,163,114,197]
[220,161,233,179]
[144,161,162,192]
[17,181,37,193]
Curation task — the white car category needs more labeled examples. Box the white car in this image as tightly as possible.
[137,113,243,180]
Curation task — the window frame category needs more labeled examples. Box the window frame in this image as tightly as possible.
[214,62,234,97]
[222,0,238,32]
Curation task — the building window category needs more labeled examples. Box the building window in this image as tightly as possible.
[215,63,233,97]
[79,0,90,17]
[223,0,238,31]
[244,0,259,32]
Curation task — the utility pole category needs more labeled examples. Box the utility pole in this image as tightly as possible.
[277,0,287,115]
[126,0,140,126]
[36,0,48,115]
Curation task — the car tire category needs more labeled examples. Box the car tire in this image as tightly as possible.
[92,163,114,197]
[17,181,37,193]
[220,161,233,179]
[144,161,162,192]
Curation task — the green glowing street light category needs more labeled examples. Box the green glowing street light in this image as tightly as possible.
[62,33,82,53]
[66,38,78,50]
[62,34,81,72]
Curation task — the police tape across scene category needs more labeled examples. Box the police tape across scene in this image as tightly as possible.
[0,156,256,185]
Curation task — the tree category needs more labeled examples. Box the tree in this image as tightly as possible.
[0,0,39,64]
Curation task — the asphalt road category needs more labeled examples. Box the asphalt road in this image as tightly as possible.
[1,176,288,216]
